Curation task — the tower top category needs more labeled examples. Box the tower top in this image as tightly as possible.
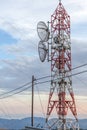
[59,0,61,3]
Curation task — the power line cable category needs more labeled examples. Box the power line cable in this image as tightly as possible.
[0,81,32,97]
[36,84,46,117]
[72,63,87,70]
[0,65,87,99]
[0,85,32,99]
[1,62,87,97]
[74,75,87,88]
[34,63,87,82]
[36,70,87,85]
[36,75,51,81]
[0,69,87,99]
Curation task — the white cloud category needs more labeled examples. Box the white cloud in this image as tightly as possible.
[0,0,86,90]
[0,0,87,118]
[0,0,87,40]
[0,0,86,91]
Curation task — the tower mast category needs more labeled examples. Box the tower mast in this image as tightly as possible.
[46,1,79,129]
[37,0,79,129]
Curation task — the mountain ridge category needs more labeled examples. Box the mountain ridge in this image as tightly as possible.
[0,117,86,129]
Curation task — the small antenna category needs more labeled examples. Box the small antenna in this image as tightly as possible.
[59,0,61,3]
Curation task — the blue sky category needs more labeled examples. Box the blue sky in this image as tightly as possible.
[0,29,17,45]
[0,29,17,59]
[0,0,87,119]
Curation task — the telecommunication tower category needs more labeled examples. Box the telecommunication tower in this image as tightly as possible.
[37,0,79,129]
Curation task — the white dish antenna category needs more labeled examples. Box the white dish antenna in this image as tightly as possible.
[38,41,47,62]
[37,21,49,42]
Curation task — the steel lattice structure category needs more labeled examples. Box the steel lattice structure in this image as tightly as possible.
[37,0,79,129]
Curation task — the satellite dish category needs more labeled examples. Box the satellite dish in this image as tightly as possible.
[37,21,49,42]
[38,41,47,62]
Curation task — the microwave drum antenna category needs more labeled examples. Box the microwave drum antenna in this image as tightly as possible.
[37,21,49,42]
[38,41,47,62]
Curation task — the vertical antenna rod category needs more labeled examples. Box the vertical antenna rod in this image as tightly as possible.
[59,0,61,3]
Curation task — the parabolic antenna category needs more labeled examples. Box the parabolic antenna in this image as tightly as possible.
[37,21,49,42]
[38,41,47,62]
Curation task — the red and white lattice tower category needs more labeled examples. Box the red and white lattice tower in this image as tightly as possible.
[37,0,79,129]
[46,1,79,129]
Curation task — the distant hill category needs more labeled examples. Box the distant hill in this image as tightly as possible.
[0,117,86,129]
[0,117,45,130]
[79,119,87,129]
